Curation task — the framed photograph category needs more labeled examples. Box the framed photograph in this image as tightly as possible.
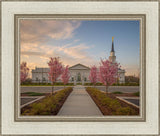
[1,0,159,136]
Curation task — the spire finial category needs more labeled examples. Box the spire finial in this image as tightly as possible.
[111,37,115,52]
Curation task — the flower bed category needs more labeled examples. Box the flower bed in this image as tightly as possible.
[86,87,139,115]
[21,87,73,115]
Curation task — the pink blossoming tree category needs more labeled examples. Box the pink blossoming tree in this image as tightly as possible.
[61,65,70,88]
[48,57,63,95]
[20,62,29,84]
[99,59,119,95]
[89,65,98,87]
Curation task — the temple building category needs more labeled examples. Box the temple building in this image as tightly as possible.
[32,38,125,85]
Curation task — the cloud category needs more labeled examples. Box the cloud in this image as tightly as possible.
[20,20,81,44]
[123,65,139,76]
[21,42,97,68]
[20,20,97,71]
[21,51,45,56]
[58,44,90,59]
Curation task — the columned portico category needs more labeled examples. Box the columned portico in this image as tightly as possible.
[69,64,90,85]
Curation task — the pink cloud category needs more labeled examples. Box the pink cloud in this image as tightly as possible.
[20,20,81,44]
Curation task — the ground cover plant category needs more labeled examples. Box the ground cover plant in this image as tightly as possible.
[86,87,139,115]
[21,87,73,115]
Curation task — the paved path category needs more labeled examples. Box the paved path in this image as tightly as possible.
[58,85,102,116]
[21,86,139,93]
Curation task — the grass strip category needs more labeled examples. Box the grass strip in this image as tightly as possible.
[133,92,140,96]
[112,91,123,94]
[22,92,45,96]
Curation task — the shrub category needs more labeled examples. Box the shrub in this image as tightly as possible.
[77,83,82,85]
[116,107,136,115]
[101,97,111,106]
[108,99,121,111]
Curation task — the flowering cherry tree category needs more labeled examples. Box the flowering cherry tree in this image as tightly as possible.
[48,57,63,95]
[89,65,98,87]
[99,59,119,95]
[61,65,70,88]
[20,62,29,84]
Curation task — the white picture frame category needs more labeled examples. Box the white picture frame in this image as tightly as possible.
[1,0,159,135]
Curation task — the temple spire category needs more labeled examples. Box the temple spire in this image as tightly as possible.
[111,36,115,52]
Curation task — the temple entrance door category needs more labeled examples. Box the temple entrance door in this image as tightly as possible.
[77,73,81,82]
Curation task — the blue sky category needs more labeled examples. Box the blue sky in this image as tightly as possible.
[20,20,140,76]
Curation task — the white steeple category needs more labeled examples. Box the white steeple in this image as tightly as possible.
[109,37,116,63]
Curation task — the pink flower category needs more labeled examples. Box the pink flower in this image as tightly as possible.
[89,65,97,86]
[20,62,29,83]
[99,59,120,93]
[61,65,70,85]
[48,57,63,85]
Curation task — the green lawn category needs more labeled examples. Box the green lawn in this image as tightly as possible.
[112,91,123,94]
[22,92,45,96]
[133,92,140,96]
[21,84,74,86]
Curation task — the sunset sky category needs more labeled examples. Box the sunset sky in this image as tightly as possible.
[20,20,140,77]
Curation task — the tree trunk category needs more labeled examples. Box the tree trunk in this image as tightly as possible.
[52,86,53,95]
[51,84,54,95]
[105,85,108,95]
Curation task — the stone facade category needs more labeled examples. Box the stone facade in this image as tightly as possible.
[31,64,90,85]
[68,64,90,85]
[31,63,125,84]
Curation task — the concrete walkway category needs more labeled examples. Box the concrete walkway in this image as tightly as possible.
[58,85,102,116]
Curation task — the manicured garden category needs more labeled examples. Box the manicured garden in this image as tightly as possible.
[21,87,73,115]
[86,87,139,115]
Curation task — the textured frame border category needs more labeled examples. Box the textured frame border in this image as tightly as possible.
[14,14,146,122]
[0,0,159,136]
